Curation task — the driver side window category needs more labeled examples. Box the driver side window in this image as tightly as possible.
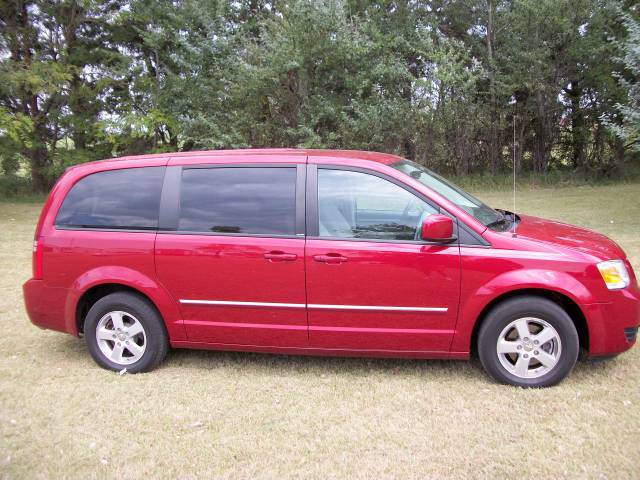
[317,169,438,241]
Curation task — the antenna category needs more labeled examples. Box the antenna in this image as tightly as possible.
[512,112,518,237]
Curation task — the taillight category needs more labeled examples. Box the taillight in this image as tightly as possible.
[33,237,43,279]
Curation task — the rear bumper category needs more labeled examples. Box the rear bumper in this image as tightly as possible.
[584,288,640,357]
[23,279,70,334]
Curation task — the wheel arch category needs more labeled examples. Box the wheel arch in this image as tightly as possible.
[64,266,186,341]
[75,284,158,335]
[468,288,589,356]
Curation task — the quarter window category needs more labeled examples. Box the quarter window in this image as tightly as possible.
[317,169,437,241]
[56,167,165,229]
[178,167,297,235]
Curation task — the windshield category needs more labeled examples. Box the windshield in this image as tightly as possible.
[391,160,503,227]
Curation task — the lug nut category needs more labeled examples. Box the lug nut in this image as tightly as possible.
[523,354,529,358]
[534,340,539,345]
[112,334,116,338]
[117,342,121,346]
[517,345,523,350]
[534,350,539,355]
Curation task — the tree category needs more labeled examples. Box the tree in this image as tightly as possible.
[1,0,638,192]
[0,1,127,191]
[606,10,640,154]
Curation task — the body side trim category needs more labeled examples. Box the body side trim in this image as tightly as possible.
[180,300,305,308]
[180,299,447,312]
[308,304,447,312]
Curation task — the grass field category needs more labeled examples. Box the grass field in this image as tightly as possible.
[1,183,639,479]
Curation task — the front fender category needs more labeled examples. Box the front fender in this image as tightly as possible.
[450,268,593,353]
[64,266,186,341]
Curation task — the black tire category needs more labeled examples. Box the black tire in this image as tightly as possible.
[84,292,169,373]
[477,296,579,388]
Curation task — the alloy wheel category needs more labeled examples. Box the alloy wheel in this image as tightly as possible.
[496,317,562,379]
[95,310,147,365]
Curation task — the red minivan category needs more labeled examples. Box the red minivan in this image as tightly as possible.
[23,149,639,387]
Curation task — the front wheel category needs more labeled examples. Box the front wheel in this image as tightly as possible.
[477,296,579,387]
[84,292,169,373]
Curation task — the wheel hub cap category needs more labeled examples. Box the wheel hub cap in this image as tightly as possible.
[96,310,147,366]
[496,317,562,379]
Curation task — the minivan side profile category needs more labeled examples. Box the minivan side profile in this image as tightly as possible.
[23,149,640,387]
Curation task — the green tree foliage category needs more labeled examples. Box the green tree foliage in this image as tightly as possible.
[0,0,638,192]
[606,9,640,154]
[0,0,127,191]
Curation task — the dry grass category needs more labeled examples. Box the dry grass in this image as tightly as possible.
[1,183,639,479]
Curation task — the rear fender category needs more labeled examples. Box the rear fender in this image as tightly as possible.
[65,266,185,340]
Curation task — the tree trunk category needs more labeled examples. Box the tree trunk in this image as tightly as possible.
[403,138,416,160]
[27,145,51,193]
[486,0,500,174]
[609,136,626,177]
[532,91,551,174]
[512,113,525,174]
[569,82,587,171]
[455,103,472,176]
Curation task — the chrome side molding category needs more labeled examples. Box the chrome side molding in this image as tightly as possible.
[179,299,448,313]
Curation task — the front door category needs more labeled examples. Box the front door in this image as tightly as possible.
[305,166,460,352]
[155,163,308,347]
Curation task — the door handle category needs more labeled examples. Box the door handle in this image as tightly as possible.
[264,251,298,262]
[313,254,348,264]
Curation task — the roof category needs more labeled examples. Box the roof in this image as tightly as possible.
[79,148,404,168]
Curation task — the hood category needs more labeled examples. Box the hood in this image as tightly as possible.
[513,214,626,260]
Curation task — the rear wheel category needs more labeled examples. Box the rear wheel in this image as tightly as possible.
[84,292,168,373]
[478,296,579,387]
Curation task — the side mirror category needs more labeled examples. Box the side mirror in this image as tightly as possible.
[420,214,457,243]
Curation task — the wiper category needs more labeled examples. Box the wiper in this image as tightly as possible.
[486,212,509,229]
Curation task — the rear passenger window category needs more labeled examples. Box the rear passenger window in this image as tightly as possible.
[178,167,296,235]
[56,167,165,230]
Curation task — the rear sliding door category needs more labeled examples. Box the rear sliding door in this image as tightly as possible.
[155,162,308,347]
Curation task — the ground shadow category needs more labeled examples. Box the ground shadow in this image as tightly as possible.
[44,333,482,383]
[43,333,625,386]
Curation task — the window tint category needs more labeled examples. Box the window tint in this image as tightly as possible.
[317,169,437,241]
[178,167,297,235]
[56,167,165,229]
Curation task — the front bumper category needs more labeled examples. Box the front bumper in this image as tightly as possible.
[23,279,69,334]
[584,287,640,357]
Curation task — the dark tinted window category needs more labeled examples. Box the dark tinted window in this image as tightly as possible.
[317,169,437,241]
[178,167,296,235]
[56,167,165,229]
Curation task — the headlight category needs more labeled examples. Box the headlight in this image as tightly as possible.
[597,260,630,290]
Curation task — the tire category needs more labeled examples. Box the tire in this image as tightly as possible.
[477,296,579,388]
[84,292,169,373]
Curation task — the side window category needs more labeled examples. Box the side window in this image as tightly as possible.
[56,167,165,229]
[178,167,297,235]
[317,169,437,241]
